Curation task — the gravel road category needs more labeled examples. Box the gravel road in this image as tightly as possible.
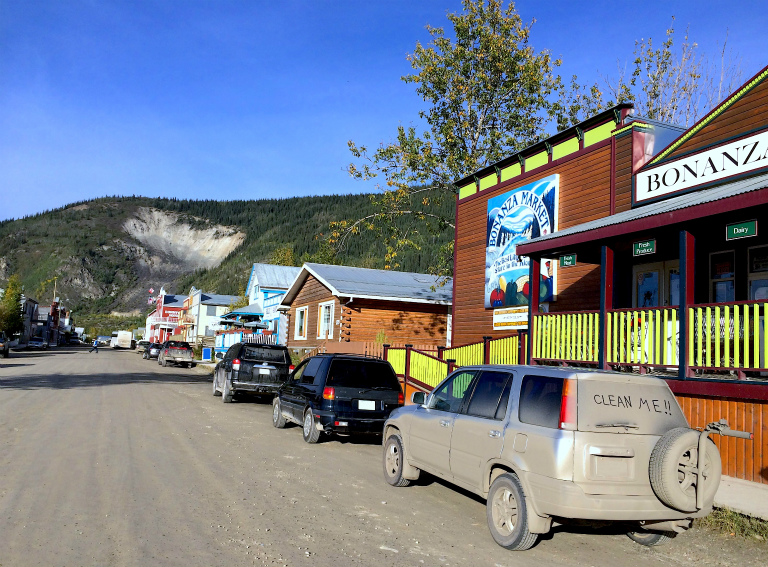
[0,347,764,566]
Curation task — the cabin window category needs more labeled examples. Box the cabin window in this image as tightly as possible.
[317,301,334,339]
[748,245,768,300]
[294,306,308,340]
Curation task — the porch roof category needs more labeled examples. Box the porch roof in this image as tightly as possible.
[516,172,768,257]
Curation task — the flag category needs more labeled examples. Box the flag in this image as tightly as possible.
[148,287,155,294]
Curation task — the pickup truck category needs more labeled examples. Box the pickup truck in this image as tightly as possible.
[158,340,196,368]
[213,343,292,402]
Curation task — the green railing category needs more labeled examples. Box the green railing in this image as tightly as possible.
[607,307,679,367]
[443,342,483,366]
[388,348,406,375]
[410,350,450,389]
[489,334,522,364]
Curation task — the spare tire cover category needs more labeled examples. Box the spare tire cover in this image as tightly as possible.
[649,427,721,512]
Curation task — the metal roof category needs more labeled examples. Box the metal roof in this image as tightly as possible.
[522,172,768,248]
[223,303,264,317]
[200,293,240,306]
[161,294,185,306]
[249,263,302,291]
[282,263,453,306]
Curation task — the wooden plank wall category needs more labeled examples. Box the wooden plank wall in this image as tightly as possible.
[285,274,340,350]
[614,132,633,213]
[664,76,768,160]
[453,143,613,345]
[343,299,448,347]
[676,394,767,485]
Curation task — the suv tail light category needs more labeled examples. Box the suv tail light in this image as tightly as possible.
[232,358,241,371]
[398,391,404,405]
[289,364,295,372]
[559,378,577,430]
[323,387,335,400]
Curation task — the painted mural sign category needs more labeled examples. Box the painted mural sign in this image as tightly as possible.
[485,175,559,308]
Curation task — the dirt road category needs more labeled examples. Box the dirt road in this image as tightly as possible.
[0,348,764,566]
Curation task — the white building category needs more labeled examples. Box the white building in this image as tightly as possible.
[245,263,301,346]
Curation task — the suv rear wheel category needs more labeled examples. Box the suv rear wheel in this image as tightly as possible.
[302,410,320,443]
[486,473,538,551]
[627,530,675,546]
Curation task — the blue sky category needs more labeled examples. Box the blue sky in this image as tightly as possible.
[1,0,766,221]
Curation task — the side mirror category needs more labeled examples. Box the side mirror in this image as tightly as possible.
[411,391,426,405]
[215,352,223,359]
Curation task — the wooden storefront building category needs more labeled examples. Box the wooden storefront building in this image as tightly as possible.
[449,65,768,486]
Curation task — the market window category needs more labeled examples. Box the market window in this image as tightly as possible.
[710,251,735,303]
[294,306,308,340]
[748,245,768,301]
[206,305,217,316]
[317,301,334,339]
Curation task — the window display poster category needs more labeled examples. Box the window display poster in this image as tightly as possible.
[485,175,559,308]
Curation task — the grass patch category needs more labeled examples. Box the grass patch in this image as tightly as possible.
[697,506,768,542]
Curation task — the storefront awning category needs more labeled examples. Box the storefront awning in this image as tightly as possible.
[517,172,768,258]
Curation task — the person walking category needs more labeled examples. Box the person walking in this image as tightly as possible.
[88,339,99,353]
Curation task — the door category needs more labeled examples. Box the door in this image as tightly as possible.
[633,261,679,307]
[450,370,513,490]
[408,370,476,478]
[281,357,323,421]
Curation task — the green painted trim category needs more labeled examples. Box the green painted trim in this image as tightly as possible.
[650,67,768,165]
[584,120,616,147]
[552,137,579,160]
[500,162,521,182]
[612,122,652,137]
[525,151,548,171]
[479,173,496,191]
[458,184,477,199]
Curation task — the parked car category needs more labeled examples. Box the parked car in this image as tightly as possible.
[382,365,725,551]
[95,335,112,347]
[213,343,292,402]
[136,340,151,354]
[0,332,9,358]
[28,337,49,350]
[143,343,162,360]
[273,354,403,443]
[158,340,195,368]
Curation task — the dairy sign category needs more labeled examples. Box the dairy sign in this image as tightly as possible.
[485,175,558,308]
[635,129,768,204]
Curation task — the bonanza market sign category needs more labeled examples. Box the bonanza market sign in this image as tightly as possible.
[635,129,768,204]
[485,175,559,308]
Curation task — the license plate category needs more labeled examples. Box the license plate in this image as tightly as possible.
[358,400,376,410]
[259,368,271,375]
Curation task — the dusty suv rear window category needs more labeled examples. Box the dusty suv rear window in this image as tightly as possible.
[519,375,563,429]
[577,375,687,434]
[327,359,399,390]
[167,341,190,348]
[242,346,288,363]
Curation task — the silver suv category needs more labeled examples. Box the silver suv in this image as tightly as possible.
[382,366,724,550]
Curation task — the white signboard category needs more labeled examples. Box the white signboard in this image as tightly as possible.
[635,129,768,204]
[493,307,528,330]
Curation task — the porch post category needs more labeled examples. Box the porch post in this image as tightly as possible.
[404,344,413,389]
[483,336,492,364]
[437,345,445,360]
[598,245,614,370]
[527,256,541,365]
[679,231,695,380]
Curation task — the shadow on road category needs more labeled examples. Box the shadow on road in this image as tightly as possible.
[0,370,210,390]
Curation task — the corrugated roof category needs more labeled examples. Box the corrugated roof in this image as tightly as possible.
[162,294,185,306]
[223,303,264,317]
[250,263,302,290]
[200,293,240,306]
[282,263,452,305]
[524,172,768,247]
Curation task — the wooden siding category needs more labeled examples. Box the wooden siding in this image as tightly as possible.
[614,132,633,213]
[285,274,340,351]
[342,299,448,347]
[676,394,768,485]
[453,144,612,345]
[663,77,768,161]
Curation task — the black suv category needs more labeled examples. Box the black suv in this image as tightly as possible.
[213,342,292,402]
[272,354,404,443]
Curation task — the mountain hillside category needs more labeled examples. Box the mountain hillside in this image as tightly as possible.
[0,194,453,316]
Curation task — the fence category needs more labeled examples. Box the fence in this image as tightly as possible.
[689,301,768,373]
[606,307,679,368]
[532,311,599,364]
